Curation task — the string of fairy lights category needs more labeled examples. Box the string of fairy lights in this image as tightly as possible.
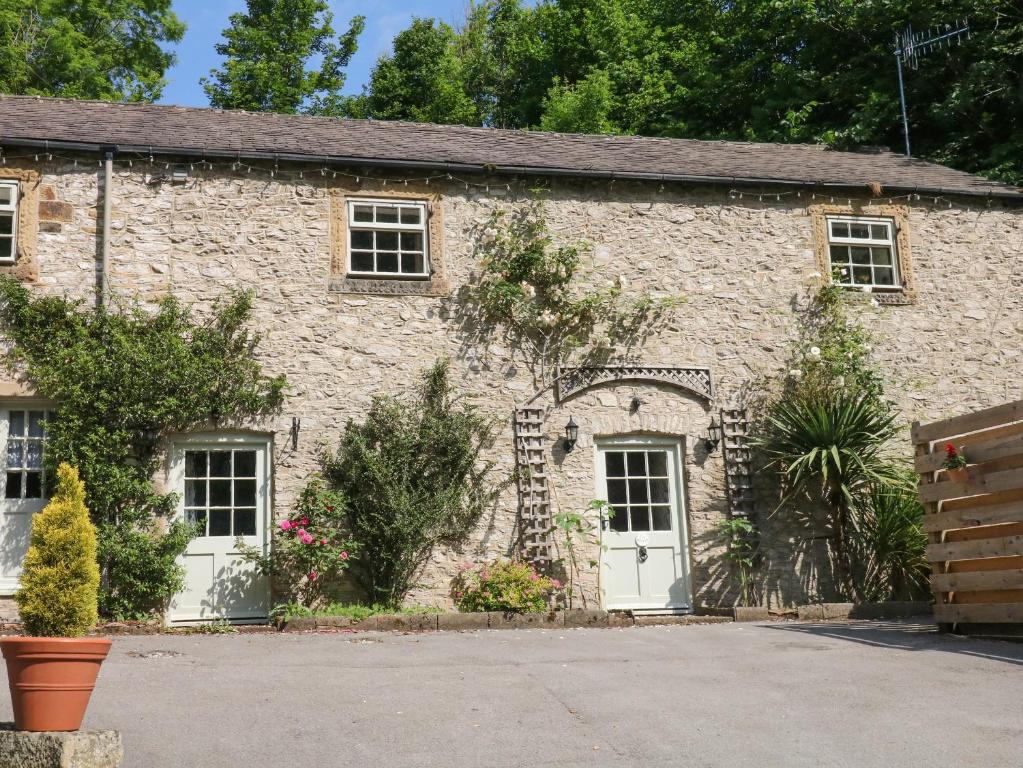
[0,146,1004,209]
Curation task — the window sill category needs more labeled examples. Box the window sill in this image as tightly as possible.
[329,275,449,297]
[838,287,917,306]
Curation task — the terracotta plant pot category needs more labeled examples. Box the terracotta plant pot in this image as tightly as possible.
[1,636,111,732]
[946,467,970,484]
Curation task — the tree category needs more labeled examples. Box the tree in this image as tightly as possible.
[540,69,617,134]
[0,0,185,102]
[202,0,364,115]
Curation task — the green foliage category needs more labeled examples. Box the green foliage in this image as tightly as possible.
[202,0,364,115]
[552,501,604,608]
[16,464,99,637]
[0,279,286,619]
[362,0,1021,183]
[0,0,185,102]
[269,601,441,622]
[451,560,558,613]
[464,200,681,387]
[852,481,930,603]
[321,360,505,607]
[716,516,757,607]
[239,479,356,608]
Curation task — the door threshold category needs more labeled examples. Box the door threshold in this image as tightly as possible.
[622,607,693,616]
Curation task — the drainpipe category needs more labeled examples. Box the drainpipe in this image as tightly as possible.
[99,145,116,309]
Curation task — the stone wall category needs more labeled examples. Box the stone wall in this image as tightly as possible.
[3,155,1022,611]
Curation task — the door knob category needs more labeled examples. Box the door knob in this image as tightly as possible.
[638,546,648,563]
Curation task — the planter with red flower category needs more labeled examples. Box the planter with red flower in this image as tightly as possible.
[238,480,357,608]
[943,443,970,484]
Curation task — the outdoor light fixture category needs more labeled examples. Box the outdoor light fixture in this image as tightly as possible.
[171,164,188,183]
[563,416,579,452]
[703,418,721,453]
[291,417,301,450]
[630,396,645,413]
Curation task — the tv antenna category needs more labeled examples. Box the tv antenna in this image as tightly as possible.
[894,19,970,156]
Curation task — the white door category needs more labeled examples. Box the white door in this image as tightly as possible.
[0,407,49,595]
[167,437,270,623]
[596,438,692,611]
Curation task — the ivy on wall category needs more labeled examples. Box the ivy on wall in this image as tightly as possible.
[0,278,286,619]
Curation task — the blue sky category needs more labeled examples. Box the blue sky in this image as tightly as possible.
[159,0,475,107]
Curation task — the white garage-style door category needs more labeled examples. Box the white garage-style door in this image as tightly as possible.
[167,436,271,624]
[0,406,50,595]
[596,438,693,612]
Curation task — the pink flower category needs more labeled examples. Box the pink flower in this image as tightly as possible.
[299,517,309,526]
[308,570,318,581]
[528,572,540,582]
[340,551,349,560]
[321,538,328,545]
[279,520,292,531]
[550,579,562,589]
[299,532,314,545]
[459,562,473,571]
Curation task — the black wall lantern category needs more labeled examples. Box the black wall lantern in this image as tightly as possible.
[703,417,721,453]
[563,416,579,452]
[291,417,301,450]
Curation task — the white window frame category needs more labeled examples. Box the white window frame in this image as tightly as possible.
[347,198,430,279]
[0,180,18,265]
[826,215,901,291]
[2,408,49,502]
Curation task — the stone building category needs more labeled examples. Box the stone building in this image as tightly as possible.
[0,95,1020,622]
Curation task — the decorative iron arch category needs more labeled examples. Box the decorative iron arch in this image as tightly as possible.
[554,365,713,404]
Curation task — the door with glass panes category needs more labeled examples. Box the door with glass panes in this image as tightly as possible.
[0,407,49,594]
[596,438,692,611]
[167,438,270,623]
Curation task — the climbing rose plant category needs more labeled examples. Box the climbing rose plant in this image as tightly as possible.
[451,560,559,613]
[0,279,286,619]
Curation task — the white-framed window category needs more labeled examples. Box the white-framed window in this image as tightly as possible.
[826,216,900,290]
[183,448,259,537]
[4,409,47,500]
[0,180,18,265]
[347,199,429,278]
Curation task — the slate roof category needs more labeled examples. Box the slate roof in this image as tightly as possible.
[1,95,1019,199]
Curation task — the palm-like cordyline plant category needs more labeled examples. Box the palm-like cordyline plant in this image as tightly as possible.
[754,391,910,602]
[852,481,930,602]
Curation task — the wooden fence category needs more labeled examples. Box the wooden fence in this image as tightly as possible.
[912,399,1023,634]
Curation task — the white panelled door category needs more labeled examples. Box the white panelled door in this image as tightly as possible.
[0,407,49,595]
[596,438,692,611]
[167,437,270,623]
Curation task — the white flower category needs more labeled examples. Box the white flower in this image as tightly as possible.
[788,369,803,379]
[861,285,871,294]
[869,298,879,307]
[835,376,845,387]
[809,346,821,357]
[520,282,536,299]
[809,271,822,279]
[840,267,849,276]
[482,227,498,244]
[538,311,555,326]
[863,344,872,352]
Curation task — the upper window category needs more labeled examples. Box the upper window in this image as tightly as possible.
[184,449,258,537]
[347,199,429,278]
[5,410,47,500]
[0,181,18,265]
[826,216,899,290]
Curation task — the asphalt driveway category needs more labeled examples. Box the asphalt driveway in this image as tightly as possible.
[3,619,1021,767]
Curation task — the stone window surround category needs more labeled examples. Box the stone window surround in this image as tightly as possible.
[329,183,448,296]
[0,168,40,283]
[809,203,916,304]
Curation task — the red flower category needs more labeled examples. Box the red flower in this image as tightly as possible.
[945,443,957,457]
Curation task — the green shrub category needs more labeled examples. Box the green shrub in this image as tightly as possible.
[321,360,505,607]
[451,561,559,613]
[16,464,100,637]
[269,602,441,623]
[853,481,930,602]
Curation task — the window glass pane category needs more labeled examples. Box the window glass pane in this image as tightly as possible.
[376,231,399,251]
[849,223,870,238]
[630,506,651,531]
[234,479,256,507]
[185,451,206,477]
[234,450,256,477]
[209,479,231,507]
[872,247,892,265]
[605,452,626,477]
[651,505,672,531]
[0,215,12,236]
[350,230,373,249]
[606,479,627,505]
[874,268,895,286]
[7,439,21,468]
[185,479,206,507]
[0,238,11,261]
[850,246,871,265]
[870,224,888,240]
[0,186,12,205]
[186,509,207,531]
[24,472,41,499]
[25,441,42,469]
[377,252,399,273]
[399,207,421,225]
[5,472,20,498]
[208,451,232,477]
[9,411,24,437]
[28,411,44,437]
[350,251,374,272]
[234,508,257,536]
[208,509,231,536]
[628,478,648,504]
[401,253,424,274]
[852,267,872,285]
[376,206,399,224]
[626,452,645,476]
[830,221,848,238]
[649,478,670,504]
[610,505,628,532]
[352,205,373,222]
[647,452,667,476]
[400,232,423,251]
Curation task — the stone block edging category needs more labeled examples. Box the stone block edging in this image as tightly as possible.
[0,726,122,768]
[795,601,933,621]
